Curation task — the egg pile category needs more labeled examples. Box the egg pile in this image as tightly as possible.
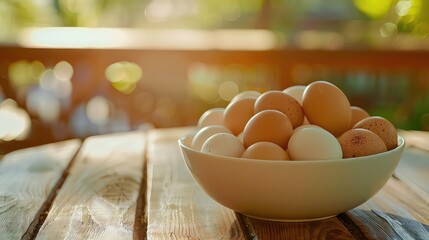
[192,81,398,161]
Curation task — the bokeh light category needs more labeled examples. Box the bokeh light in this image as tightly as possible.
[353,0,393,19]
[219,81,239,101]
[0,99,31,141]
[188,63,220,103]
[40,69,57,90]
[26,88,61,123]
[396,0,412,17]
[105,61,142,94]
[188,62,276,105]
[54,61,74,81]
[8,60,45,90]
[380,22,398,38]
[70,104,96,138]
[396,0,421,24]
[39,65,73,108]
[40,69,72,99]
[86,96,110,126]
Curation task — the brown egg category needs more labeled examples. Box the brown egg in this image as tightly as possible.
[243,110,293,149]
[303,81,351,137]
[223,98,256,135]
[353,116,398,150]
[255,91,304,128]
[350,106,370,128]
[242,142,289,160]
[338,129,387,158]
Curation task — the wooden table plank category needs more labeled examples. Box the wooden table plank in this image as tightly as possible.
[396,130,429,200]
[345,177,429,240]
[36,131,146,240]
[146,128,247,239]
[0,139,81,240]
[146,128,354,239]
[395,147,429,198]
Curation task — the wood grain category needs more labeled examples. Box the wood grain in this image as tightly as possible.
[146,127,354,240]
[345,177,429,240]
[36,132,145,240]
[244,216,354,240]
[0,140,81,240]
[146,128,246,239]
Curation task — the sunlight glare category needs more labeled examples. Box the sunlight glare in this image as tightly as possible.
[19,28,277,50]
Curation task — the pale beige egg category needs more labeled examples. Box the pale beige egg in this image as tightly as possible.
[293,124,322,133]
[223,97,256,135]
[192,125,232,151]
[242,142,289,160]
[201,133,245,158]
[303,81,351,137]
[288,126,342,160]
[255,90,304,128]
[242,110,293,150]
[197,108,225,129]
[283,85,306,105]
[338,128,387,158]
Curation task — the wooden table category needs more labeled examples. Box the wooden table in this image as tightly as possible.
[1,127,428,240]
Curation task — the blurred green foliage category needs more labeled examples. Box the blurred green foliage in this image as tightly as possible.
[1,0,428,42]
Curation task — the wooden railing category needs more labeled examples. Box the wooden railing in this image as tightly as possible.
[1,46,429,152]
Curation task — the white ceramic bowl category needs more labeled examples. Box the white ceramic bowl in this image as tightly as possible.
[179,134,405,222]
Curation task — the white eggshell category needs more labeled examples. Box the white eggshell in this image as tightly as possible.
[293,124,322,133]
[192,125,232,151]
[201,133,245,157]
[197,108,225,129]
[288,126,342,160]
[283,85,306,105]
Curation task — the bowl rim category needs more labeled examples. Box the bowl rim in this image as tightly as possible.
[178,133,405,164]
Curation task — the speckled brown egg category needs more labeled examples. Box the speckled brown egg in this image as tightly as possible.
[338,129,387,158]
[254,90,304,128]
[353,116,397,150]
[223,98,256,135]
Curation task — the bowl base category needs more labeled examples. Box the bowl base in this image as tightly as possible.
[241,213,337,222]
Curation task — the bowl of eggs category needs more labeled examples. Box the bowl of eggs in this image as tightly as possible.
[179,81,405,222]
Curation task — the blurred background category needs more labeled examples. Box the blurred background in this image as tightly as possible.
[1,0,428,154]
